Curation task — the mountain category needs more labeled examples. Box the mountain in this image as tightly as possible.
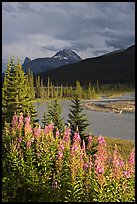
[22,57,31,65]
[22,49,82,74]
[38,45,135,85]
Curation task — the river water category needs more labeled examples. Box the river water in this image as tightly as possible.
[33,92,135,141]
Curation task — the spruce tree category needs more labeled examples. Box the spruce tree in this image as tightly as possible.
[27,68,35,99]
[2,58,37,124]
[42,99,64,134]
[68,94,89,141]
[40,78,46,99]
[76,80,82,98]
[35,75,41,98]
[47,77,50,99]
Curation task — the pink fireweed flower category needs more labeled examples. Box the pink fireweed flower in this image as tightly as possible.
[73,132,81,143]
[129,149,135,165]
[97,165,104,174]
[24,116,32,136]
[82,140,86,151]
[12,113,18,129]
[26,141,31,149]
[63,127,71,143]
[71,144,79,152]
[18,136,23,143]
[48,123,54,131]
[89,161,93,168]
[88,135,92,143]
[87,135,92,150]
[94,137,107,176]
[37,153,41,158]
[18,112,23,130]
[123,170,131,178]
[56,130,60,138]
[34,126,41,138]
[57,140,64,159]
[112,146,125,180]
[52,181,58,190]
[98,135,106,145]
[44,125,49,134]
[58,152,63,158]
[83,163,88,170]
[25,116,30,123]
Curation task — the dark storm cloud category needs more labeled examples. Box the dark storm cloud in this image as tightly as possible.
[40,46,59,52]
[105,34,135,49]
[2,2,135,69]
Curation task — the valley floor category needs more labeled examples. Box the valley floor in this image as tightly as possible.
[85,100,135,113]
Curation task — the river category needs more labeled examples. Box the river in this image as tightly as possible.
[33,92,135,141]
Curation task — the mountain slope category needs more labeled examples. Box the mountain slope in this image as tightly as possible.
[38,45,135,85]
[22,49,82,74]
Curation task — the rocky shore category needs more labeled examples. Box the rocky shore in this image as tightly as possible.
[85,101,135,113]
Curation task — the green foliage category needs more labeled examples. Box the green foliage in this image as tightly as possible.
[27,68,35,99]
[42,99,64,134]
[2,58,37,124]
[68,94,89,141]
[2,114,135,202]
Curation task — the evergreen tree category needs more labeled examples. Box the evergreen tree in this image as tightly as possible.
[76,80,82,98]
[42,99,64,134]
[60,84,63,98]
[47,77,50,99]
[40,78,46,99]
[88,82,92,99]
[68,94,89,141]
[27,68,35,99]
[35,75,41,98]
[96,80,99,91]
[2,58,37,124]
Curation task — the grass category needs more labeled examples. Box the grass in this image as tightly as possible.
[92,135,135,161]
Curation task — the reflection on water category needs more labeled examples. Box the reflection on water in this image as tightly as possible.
[34,94,135,141]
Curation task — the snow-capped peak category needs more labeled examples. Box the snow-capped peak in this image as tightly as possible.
[52,49,82,61]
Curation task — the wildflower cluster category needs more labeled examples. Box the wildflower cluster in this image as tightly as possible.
[2,114,135,202]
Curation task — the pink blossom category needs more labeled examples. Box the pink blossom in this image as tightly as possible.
[123,171,131,178]
[88,135,92,143]
[82,140,86,151]
[48,123,54,131]
[63,127,71,143]
[18,136,23,143]
[89,161,93,168]
[26,141,31,149]
[12,114,18,129]
[24,116,32,136]
[44,125,49,134]
[37,153,41,158]
[25,116,30,123]
[34,126,41,138]
[71,144,79,152]
[96,165,104,174]
[98,135,106,145]
[83,163,88,170]
[57,140,64,159]
[129,150,135,165]
[58,152,63,158]
[52,181,58,189]
[18,113,23,130]
[56,130,60,137]
[73,132,81,143]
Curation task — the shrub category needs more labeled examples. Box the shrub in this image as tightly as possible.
[2,114,135,202]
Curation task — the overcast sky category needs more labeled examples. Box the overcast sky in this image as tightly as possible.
[2,2,135,71]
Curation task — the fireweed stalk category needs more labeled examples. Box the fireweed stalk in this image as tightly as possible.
[2,114,135,202]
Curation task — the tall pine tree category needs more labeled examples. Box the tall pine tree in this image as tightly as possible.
[68,94,89,141]
[2,58,37,124]
[42,99,64,134]
[27,68,35,99]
